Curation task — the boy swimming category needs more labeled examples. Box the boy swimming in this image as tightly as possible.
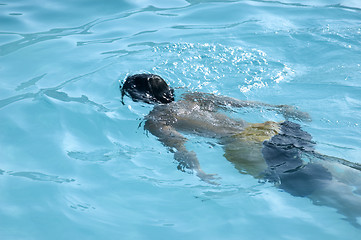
[121,73,361,227]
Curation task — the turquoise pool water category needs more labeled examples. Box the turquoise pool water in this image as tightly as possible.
[1,0,361,239]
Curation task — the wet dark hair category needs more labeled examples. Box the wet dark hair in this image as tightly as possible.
[121,73,174,104]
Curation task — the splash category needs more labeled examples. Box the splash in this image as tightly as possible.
[152,43,294,94]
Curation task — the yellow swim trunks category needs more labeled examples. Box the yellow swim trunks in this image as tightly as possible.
[233,121,281,143]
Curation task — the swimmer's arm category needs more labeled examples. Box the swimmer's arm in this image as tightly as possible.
[183,92,311,122]
[144,120,218,184]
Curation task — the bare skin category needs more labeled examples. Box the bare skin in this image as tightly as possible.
[145,92,311,181]
[143,92,361,227]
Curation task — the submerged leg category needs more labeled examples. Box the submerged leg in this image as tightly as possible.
[261,121,331,196]
[262,121,361,227]
[309,178,361,228]
[262,139,332,197]
[309,151,361,171]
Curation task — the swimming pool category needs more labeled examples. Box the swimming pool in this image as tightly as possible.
[1,0,361,239]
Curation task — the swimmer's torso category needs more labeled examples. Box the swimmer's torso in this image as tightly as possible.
[146,99,248,138]
[145,99,283,176]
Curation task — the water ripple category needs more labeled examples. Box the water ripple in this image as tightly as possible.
[7,171,75,184]
[0,19,98,56]
[67,147,133,163]
[170,20,258,30]
[43,90,109,112]
[0,64,112,110]
[15,73,47,91]
[251,0,361,11]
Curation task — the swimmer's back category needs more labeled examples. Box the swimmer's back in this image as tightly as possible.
[147,99,247,138]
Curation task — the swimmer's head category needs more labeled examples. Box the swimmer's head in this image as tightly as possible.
[121,73,174,104]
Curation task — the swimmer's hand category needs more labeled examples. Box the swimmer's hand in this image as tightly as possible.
[196,170,220,185]
[277,105,312,122]
[174,150,220,185]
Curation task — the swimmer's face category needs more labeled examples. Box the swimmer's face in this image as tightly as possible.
[121,74,174,104]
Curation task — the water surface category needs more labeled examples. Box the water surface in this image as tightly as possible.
[1,0,361,239]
